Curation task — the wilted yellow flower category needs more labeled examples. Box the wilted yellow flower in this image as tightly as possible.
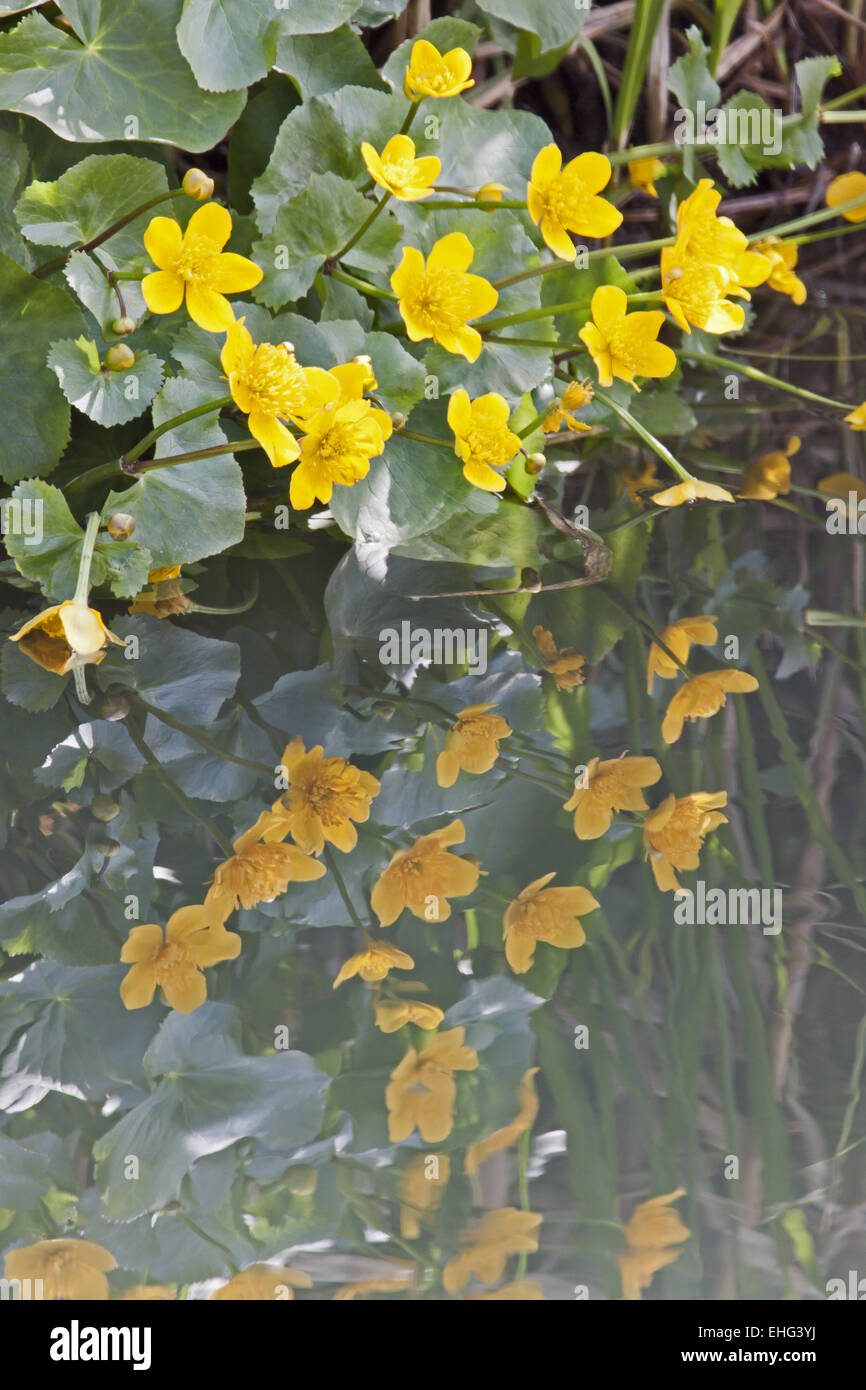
[661,669,759,744]
[361,134,440,200]
[404,39,474,100]
[843,406,866,432]
[117,1284,175,1300]
[619,1188,690,1300]
[257,736,380,855]
[542,378,594,435]
[564,753,662,840]
[465,1068,539,1174]
[533,626,585,690]
[651,478,735,506]
[825,170,866,223]
[221,318,340,470]
[643,791,728,891]
[738,436,799,500]
[4,1239,116,1301]
[120,905,241,1013]
[371,819,480,926]
[291,362,392,509]
[443,1207,542,1292]
[333,1265,415,1299]
[817,470,866,497]
[618,458,662,506]
[333,941,414,989]
[446,389,520,491]
[375,999,445,1034]
[628,158,665,198]
[205,823,325,919]
[579,285,676,390]
[400,1154,451,1238]
[142,204,262,331]
[436,703,512,787]
[391,232,497,362]
[503,874,598,974]
[527,146,622,260]
[10,601,124,675]
[386,1027,479,1142]
[469,1279,545,1299]
[646,615,717,692]
[752,237,806,306]
[210,1265,313,1300]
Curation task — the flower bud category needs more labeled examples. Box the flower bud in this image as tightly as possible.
[182,168,215,202]
[107,512,136,540]
[111,316,137,336]
[91,794,121,822]
[100,694,130,722]
[390,412,406,430]
[285,1166,318,1197]
[105,343,135,372]
[95,838,121,857]
[475,182,508,208]
[526,453,546,474]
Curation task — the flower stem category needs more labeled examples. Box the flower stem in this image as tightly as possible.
[493,239,674,290]
[482,292,660,334]
[72,511,101,606]
[746,193,866,242]
[326,267,398,301]
[330,192,392,264]
[593,388,693,482]
[130,695,273,775]
[396,428,453,448]
[323,844,369,934]
[125,714,235,858]
[65,395,235,495]
[32,188,185,279]
[682,352,850,410]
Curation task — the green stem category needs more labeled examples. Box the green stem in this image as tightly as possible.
[73,511,101,606]
[821,109,866,123]
[493,239,674,291]
[593,388,693,483]
[746,194,866,243]
[327,267,397,301]
[65,396,235,495]
[482,292,660,334]
[130,695,274,776]
[125,715,235,857]
[682,352,850,410]
[396,428,453,449]
[122,438,261,476]
[323,844,369,934]
[33,189,185,279]
[331,192,392,263]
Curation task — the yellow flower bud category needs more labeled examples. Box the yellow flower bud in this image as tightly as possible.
[111,316,137,336]
[182,168,215,202]
[104,344,135,372]
[526,453,546,474]
[107,512,136,540]
[475,181,508,207]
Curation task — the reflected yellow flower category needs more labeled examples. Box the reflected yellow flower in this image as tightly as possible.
[533,626,585,690]
[563,753,662,840]
[401,1153,451,1238]
[818,470,866,498]
[579,285,676,390]
[826,170,866,223]
[372,819,480,926]
[258,736,380,855]
[391,232,497,362]
[619,1244,684,1301]
[751,237,806,306]
[643,791,728,891]
[436,702,512,787]
[361,135,440,200]
[129,566,190,618]
[142,204,262,331]
[404,39,474,99]
[375,998,445,1033]
[628,158,665,198]
[117,1284,175,1300]
[469,1279,545,1299]
[465,1068,539,1174]
[542,378,594,435]
[527,146,622,260]
[210,1265,313,1300]
[646,615,717,692]
[333,942,414,988]
[738,436,799,500]
[9,600,124,675]
[120,905,241,1013]
[503,875,598,974]
[333,1265,415,1299]
[618,458,662,506]
[651,478,735,506]
[443,1207,542,1292]
[5,1238,116,1301]
[386,1027,478,1142]
[446,389,520,491]
[205,823,325,919]
[619,1188,690,1300]
[661,669,758,744]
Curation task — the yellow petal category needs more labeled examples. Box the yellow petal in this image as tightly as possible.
[142,269,184,315]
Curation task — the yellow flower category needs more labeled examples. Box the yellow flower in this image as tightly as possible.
[660,244,746,335]
[651,478,735,506]
[563,753,662,840]
[527,146,622,260]
[817,470,866,498]
[436,702,512,787]
[751,237,806,306]
[210,1265,313,1300]
[643,791,728,891]
[542,378,594,435]
[446,389,520,491]
[443,1207,542,1292]
[9,601,124,675]
[579,284,676,390]
[628,157,665,198]
[625,1187,691,1248]
[738,436,799,500]
[386,1027,479,1142]
[120,905,241,1013]
[465,1068,539,1175]
[205,823,325,919]
[503,874,598,974]
[674,180,770,293]
[646,615,717,692]
[361,134,440,200]
[391,232,498,362]
[825,170,866,223]
[403,39,474,100]
[619,1244,684,1300]
[400,1153,451,1238]
[533,625,585,690]
[4,1238,116,1301]
[375,998,445,1034]
[371,819,480,926]
[618,458,662,506]
[221,318,340,469]
[469,1279,545,1299]
[117,1284,175,1300]
[257,736,380,855]
[333,1264,415,1299]
[291,362,393,509]
[661,669,759,744]
[843,405,866,432]
[142,204,262,332]
[333,941,415,988]
[182,168,214,202]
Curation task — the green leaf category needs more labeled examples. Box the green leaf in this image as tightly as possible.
[252,172,400,309]
[64,249,147,337]
[177,0,363,92]
[796,54,842,118]
[99,616,240,724]
[475,0,583,54]
[0,636,67,711]
[0,126,31,268]
[48,337,164,427]
[668,25,720,180]
[782,56,842,169]
[393,495,541,568]
[15,153,170,261]
[4,479,151,600]
[629,389,697,438]
[0,252,86,483]
[0,1,244,150]
[276,25,385,99]
[0,1137,51,1208]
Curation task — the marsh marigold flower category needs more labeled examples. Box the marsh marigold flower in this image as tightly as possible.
[10,601,124,675]
[564,753,662,840]
[221,318,339,470]
[619,1188,690,1300]
[843,404,866,432]
[391,232,497,362]
[579,285,676,390]
[436,702,512,786]
[332,941,414,989]
[375,998,444,1034]
[404,39,474,99]
[386,1027,478,1142]
[628,158,665,198]
[5,1238,116,1301]
[291,362,392,509]
[120,905,240,1013]
[256,736,380,855]
[205,824,325,919]
[443,1208,542,1293]
[661,669,758,744]
[818,471,866,500]
[129,565,189,619]
[646,615,717,692]
[674,181,770,292]
[503,874,599,974]
[446,389,520,491]
[752,238,806,306]
[210,1265,313,1300]
[400,1153,451,1238]
[371,819,480,926]
[660,247,745,335]
[118,1284,175,1300]
[643,791,727,892]
[651,477,735,507]
[527,146,622,260]
[618,458,661,506]
[738,436,799,500]
[825,171,866,223]
[470,1279,545,1300]
[542,379,594,435]
[142,204,261,332]
[465,1068,539,1175]
[533,626,585,691]
[361,134,439,200]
